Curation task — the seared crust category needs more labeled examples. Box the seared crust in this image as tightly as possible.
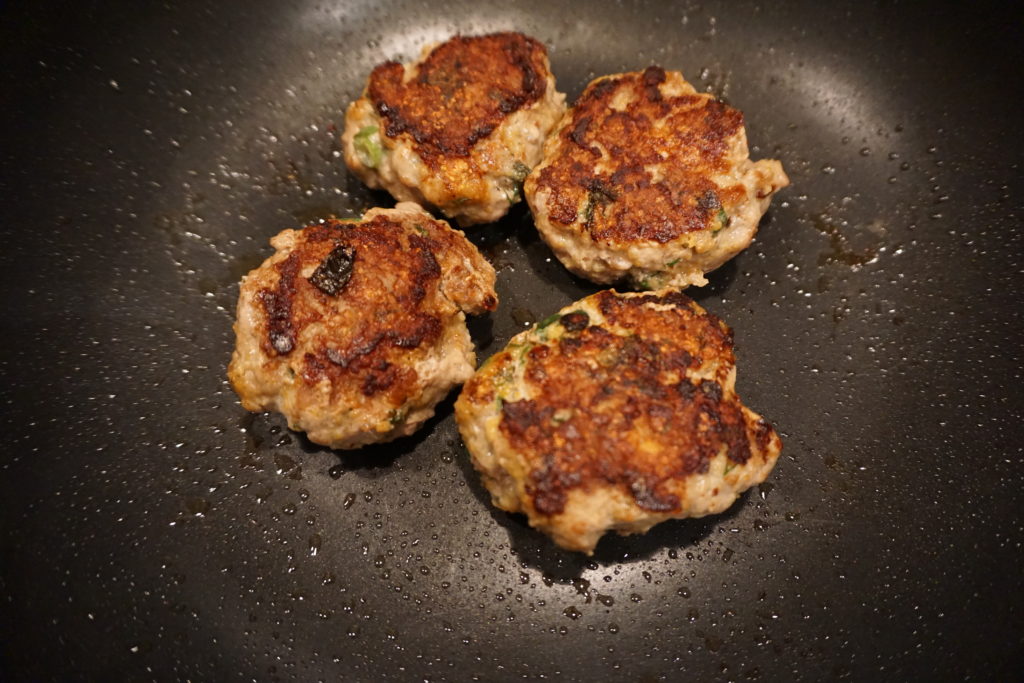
[367,33,547,164]
[525,66,789,288]
[456,289,781,553]
[229,203,497,449]
[534,67,743,240]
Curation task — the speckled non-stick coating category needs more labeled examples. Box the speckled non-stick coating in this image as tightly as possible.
[2,1,1021,680]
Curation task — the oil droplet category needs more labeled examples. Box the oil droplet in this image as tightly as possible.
[563,606,582,620]
[186,498,210,516]
[510,307,536,327]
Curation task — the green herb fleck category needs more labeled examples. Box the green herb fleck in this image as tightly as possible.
[666,257,682,267]
[511,161,531,183]
[414,223,429,236]
[504,185,522,204]
[388,406,408,426]
[636,272,667,291]
[504,162,532,205]
[354,125,383,168]
[582,197,595,224]
[724,461,736,475]
[715,207,730,231]
[537,313,562,330]
[582,183,617,225]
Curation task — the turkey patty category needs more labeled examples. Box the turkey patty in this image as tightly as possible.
[343,32,566,226]
[455,289,781,553]
[229,202,497,449]
[525,66,789,289]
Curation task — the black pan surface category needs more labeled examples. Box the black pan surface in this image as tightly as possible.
[2,1,1022,680]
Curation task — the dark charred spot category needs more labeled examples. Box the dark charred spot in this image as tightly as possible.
[392,314,442,349]
[530,465,568,515]
[587,77,621,102]
[500,399,551,442]
[302,352,326,382]
[699,379,723,401]
[676,380,696,400]
[308,244,355,296]
[641,65,666,100]
[326,334,384,368]
[560,311,590,332]
[569,115,600,157]
[696,189,722,212]
[629,477,680,512]
[754,417,777,453]
[585,178,618,203]
[361,359,397,396]
[727,429,753,466]
[259,252,301,355]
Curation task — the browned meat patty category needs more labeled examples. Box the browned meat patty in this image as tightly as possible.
[344,32,566,226]
[525,66,789,288]
[229,202,497,449]
[455,289,781,553]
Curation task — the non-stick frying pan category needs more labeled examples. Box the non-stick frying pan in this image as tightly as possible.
[2,1,1022,680]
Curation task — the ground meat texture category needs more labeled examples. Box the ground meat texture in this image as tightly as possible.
[455,289,781,554]
[343,32,566,226]
[525,66,790,289]
[229,202,497,449]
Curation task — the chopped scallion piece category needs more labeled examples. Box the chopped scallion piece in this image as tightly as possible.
[354,125,383,168]
[511,161,531,182]
[715,207,730,231]
[537,313,562,330]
